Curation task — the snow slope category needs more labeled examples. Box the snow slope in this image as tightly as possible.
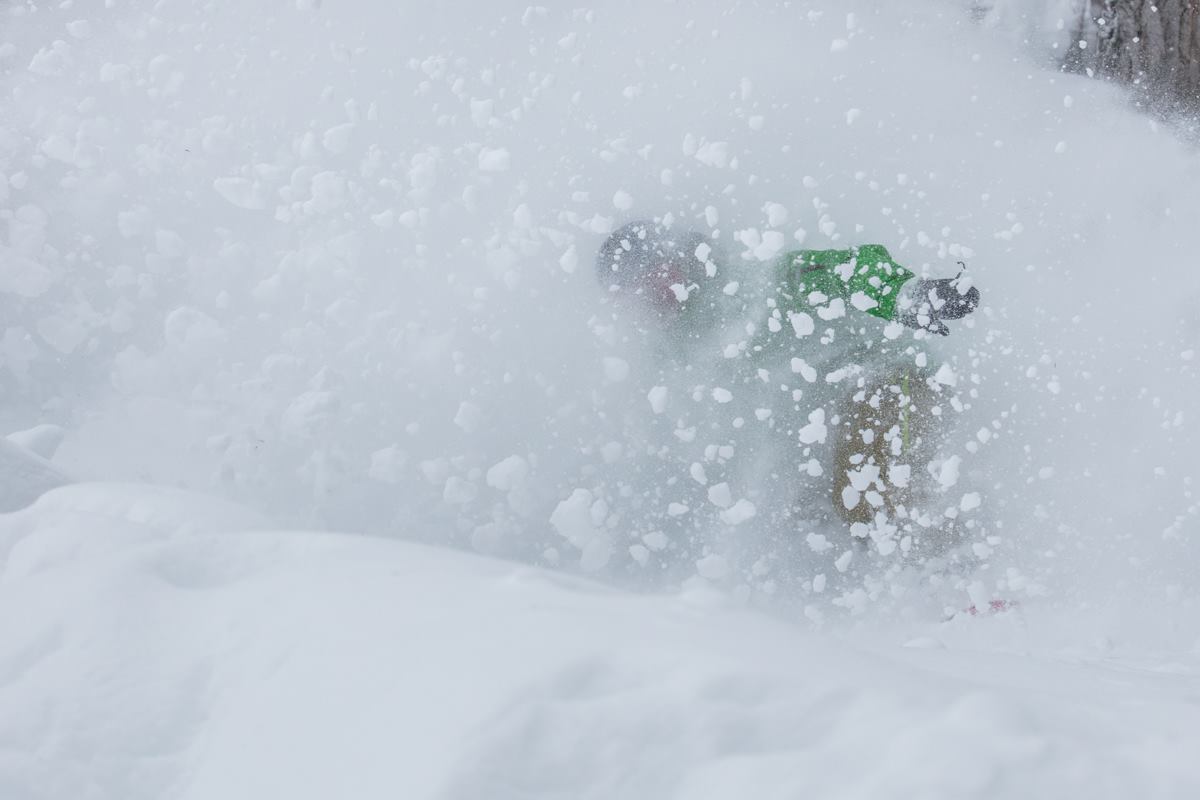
[4,0,1200,795]
[1,484,1198,800]
[0,436,69,513]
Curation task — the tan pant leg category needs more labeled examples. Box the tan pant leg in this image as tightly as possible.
[831,369,955,555]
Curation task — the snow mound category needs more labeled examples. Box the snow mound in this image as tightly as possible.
[0,484,1197,799]
[0,436,70,514]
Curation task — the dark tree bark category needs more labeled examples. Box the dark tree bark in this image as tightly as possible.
[1065,1,1200,113]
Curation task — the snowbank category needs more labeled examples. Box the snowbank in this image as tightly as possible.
[0,437,69,513]
[4,2,1200,792]
[0,483,1197,799]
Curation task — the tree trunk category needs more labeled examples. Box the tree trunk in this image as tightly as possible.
[1065,0,1200,113]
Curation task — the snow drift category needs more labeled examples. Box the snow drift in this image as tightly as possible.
[1,483,1198,799]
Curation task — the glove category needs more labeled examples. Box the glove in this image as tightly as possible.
[897,275,980,336]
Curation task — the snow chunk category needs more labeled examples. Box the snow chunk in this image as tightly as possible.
[841,485,861,510]
[549,488,610,571]
[788,311,815,338]
[643,531,669,551]
[600,442,623,463]
[419,458,450,485]
[443,476,477,505]
[603,357,630,383]
[37,311,90,355]
[28,41,70,76]
[934,363,957,387]
[66,20,93,39]
[850,291,879,312]
[817,298,846,320]
[580,534,614,573]
[960,492,981,512]
[754,231,785,261]
[647,385,668,414]
[707,483,733,508]
[847,463,881,492]
[156,230,186,258]
[303,171,347,214]
[806,533,833,553]
[477,147,510,171]
[0,252,54,298]
[322,123,355,154]
[790,358,817,383]
[280,391,337,441]
[163,306,225,353]
[936,455,962,489]
[454,401,482,433]
[486,455,529,491]
[694,141,730,167]
[721,499,756,526]
[696,554,730,580]
[6,425,65,460]
[408,152,437,191]
[559,245,578,273]
[470,99,493,126]
[711,387,733,403]
[669,283,691,302]
[797,408,827,444]
[368,446,407,483]
[213,176,267,209]
[100,62,131,82]
[549,489,595,543]
[40,135,75,164]
[764,202,789,227]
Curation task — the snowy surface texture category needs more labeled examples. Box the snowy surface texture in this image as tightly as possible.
[0,433,69,513]
[1,484,1198,800]
[3,0,1200,795]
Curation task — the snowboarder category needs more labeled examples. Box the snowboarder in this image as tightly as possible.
[595,219,979,557]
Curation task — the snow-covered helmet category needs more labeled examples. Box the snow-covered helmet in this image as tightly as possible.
[595,220,715,313]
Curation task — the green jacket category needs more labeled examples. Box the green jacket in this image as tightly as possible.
[655,242,917,376]
[775,244,914,323]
